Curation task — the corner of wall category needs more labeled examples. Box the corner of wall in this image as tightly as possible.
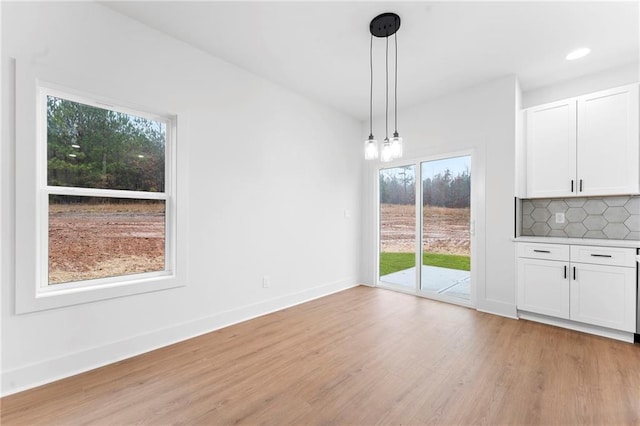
[477,299,518,320]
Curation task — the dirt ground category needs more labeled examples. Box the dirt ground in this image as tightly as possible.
[48,202,466,284]
[380,203,470,255]
[48,203,165,284]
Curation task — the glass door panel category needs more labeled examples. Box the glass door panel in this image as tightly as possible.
[420,156,471,300]
[379,165,416,288]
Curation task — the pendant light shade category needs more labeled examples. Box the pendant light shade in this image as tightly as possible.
[364,12,403,162]
[364,134,379,160]
[380,138,393,163]
[390,132,403,158]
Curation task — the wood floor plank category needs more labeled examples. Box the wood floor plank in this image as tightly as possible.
[2,286,639,425]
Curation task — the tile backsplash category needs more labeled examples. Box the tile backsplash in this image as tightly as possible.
[521,196,640,240]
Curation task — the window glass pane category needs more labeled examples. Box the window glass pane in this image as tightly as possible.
[47,95,165,191]
[48,196,165,285]
[421,156,471,299]
[379,165,416,287]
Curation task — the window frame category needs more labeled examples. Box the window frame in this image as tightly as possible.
[15,74,185,313]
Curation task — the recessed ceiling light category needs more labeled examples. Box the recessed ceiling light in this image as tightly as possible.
[566,47,591,61]
[68,153,77,158]
[138,154,145,158]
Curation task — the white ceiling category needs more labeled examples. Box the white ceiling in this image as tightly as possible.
[104,1,639,121]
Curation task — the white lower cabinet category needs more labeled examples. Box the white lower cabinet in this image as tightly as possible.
[570,263,636,332]
[517,243,637,334]
[517,258,570,319]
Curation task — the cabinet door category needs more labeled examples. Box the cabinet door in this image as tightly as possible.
[526,100,577,198]
[517,258,570,319]
[577,84,640,196]
[570,263,636,332]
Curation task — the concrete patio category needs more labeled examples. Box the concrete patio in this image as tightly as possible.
[380,265,470,300]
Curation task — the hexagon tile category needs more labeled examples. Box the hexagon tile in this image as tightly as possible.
[520,195,640,240]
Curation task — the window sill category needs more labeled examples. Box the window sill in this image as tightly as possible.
[16,271,185,314]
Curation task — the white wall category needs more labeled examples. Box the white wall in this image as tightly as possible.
[361,75,519,317]
[1,2,362,395]
[522,63,639,108]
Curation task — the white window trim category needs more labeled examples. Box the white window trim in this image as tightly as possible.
[15,63,186,313]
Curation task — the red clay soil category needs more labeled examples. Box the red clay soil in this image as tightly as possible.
[380,203,470,255]
[49,202,467,284]
[48,203,165,284]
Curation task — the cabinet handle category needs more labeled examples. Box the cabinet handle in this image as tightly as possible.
[564,265,567,279]
[579,179,583,192]
[533,249,551,253]
[590,254,612,258]
[573,266,576,280]
[571,180,574,193]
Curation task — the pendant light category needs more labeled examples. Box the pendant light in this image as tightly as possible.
[390,30,403,159]
[364,34,379,160]
[365,12,403,162]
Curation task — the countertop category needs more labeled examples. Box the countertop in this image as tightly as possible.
[513,236,640,249]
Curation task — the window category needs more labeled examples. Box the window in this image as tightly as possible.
[43,90,171,288]
[15,79,183,313]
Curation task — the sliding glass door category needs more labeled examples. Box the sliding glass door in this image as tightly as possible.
[378,154,473,305]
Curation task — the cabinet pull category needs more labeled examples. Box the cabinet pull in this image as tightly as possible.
[533,249,551,253]
[571,180,574,192]
[579,179,583,192]
[590,254,612,258]
[573,266,576,280]
[564,265,567,279]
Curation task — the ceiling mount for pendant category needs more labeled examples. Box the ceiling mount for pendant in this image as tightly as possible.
[370,13,401,38]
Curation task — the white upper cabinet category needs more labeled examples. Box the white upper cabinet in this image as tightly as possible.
[577,85,639,196]
[522,84,639,198]
[526,100,577,198]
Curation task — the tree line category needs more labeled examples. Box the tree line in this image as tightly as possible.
[47,96,165,198]
[380,167,470,207]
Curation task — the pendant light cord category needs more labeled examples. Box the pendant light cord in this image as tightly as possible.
[385,35,389,140]
[369,34,373,136]
[394,32,398,133]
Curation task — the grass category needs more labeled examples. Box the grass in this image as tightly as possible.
[380,252,470,276]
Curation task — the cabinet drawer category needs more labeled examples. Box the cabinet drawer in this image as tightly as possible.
[570,245,636,267]
[517,243,569,261]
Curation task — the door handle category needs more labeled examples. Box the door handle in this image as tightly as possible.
[571,180,574,193]
[590,254,612,258]
[573,266,576,280]
[533,249,551,253]
[564,265,567,279]
[579,179,583,192]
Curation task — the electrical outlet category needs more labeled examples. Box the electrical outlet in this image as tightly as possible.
[555,212,565,224]
[262,276,271,288]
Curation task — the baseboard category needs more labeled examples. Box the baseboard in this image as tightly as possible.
[519,311,635,343]
[1,278,359,397]
[476,299,518,319]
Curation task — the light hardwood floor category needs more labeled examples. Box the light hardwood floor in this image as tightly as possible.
[2,286,640,425]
